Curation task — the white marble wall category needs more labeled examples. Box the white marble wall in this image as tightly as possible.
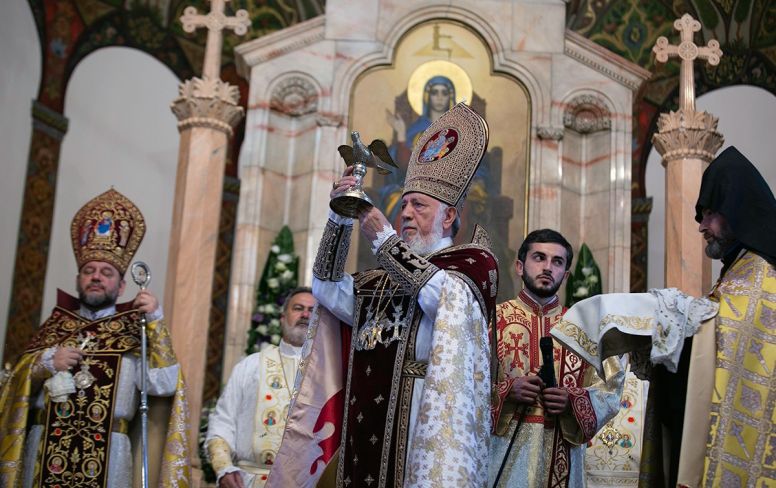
[225,0,649,372]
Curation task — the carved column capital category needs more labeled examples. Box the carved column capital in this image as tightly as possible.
[536,126,565,141]
[170,77,245,137]
[651,109,724,165]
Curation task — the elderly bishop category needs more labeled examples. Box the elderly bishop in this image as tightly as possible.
[268,103,499,488]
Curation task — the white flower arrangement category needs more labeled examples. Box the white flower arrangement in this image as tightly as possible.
[280,270,294,281]
[573,286,589,297]
[249,226,299,354]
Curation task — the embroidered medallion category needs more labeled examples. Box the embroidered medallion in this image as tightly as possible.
[73,361,96,392]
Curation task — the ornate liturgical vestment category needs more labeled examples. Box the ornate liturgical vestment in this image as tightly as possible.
[490,291,624,488]
[0,293,189,488]
[311,230,498,487]
[679,250,776,486]
[0,188,190,488]
[206,341,301,487]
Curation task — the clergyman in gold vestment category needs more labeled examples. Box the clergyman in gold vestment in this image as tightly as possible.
[550,146,774,487]
[677,146,776,487]
[0,189,190,488]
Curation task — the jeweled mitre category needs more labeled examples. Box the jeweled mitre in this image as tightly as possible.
[70,188,145,274]
[403,102,489,208]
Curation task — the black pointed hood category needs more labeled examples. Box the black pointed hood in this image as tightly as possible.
[695,146,776,265]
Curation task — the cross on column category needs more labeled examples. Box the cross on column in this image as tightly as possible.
[653,13,722,112]
[180,0,251,80]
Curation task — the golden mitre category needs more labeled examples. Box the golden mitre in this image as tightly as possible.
[403,102,489,208]
[70,188,146,275]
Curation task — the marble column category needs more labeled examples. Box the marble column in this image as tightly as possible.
[167,77,244,470]
[652,109,723,295]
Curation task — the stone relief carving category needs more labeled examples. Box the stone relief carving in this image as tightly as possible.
[651,109,724,164]
[315,112,344,127]
[270,76,319,116]
[563,94,612,134]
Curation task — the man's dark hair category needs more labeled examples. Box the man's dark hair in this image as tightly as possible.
[517,229,573,270]
[282,286,313,313]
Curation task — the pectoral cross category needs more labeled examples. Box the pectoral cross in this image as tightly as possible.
[180,0,251,80]
[653,13,722,112]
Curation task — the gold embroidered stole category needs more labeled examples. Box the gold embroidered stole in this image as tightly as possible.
[584,372,647,487]
[250,346,294,482]
[32,307,141,488]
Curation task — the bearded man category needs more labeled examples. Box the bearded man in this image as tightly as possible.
[547,146,775,487]
[267,103,499,488]
[490,229,624,488]
[205,287,316,488]
[0,189,189,488]
[673,146,776,486]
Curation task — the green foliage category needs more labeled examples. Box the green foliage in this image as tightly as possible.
[564,243,602,307]
[245,226,299,354]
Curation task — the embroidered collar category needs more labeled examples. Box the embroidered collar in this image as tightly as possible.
[517,289,560,315]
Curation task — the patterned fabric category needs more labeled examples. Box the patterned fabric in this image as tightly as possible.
[551,288,717,381]
[702,251,775,486]
[268,237,498,488]
[489,292,624,488]
[265,307,346,488]
[70,188,146,275]
[404,276,491,485]
[374,234,440,296]
[312,219,352,281]
[0,296,190,488]
[404,102,488,209]
[584,372,648,488]
[567,387,596,442]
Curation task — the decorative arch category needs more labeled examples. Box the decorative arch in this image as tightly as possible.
[329,3,549,129]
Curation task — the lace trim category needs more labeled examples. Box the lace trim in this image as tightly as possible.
[647,288,718,372]
[370,223,397,254]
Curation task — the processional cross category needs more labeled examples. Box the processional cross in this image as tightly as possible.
[180,0,250,80]
[653,13,722,112]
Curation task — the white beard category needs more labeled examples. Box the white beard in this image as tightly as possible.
[403,213,445,256]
